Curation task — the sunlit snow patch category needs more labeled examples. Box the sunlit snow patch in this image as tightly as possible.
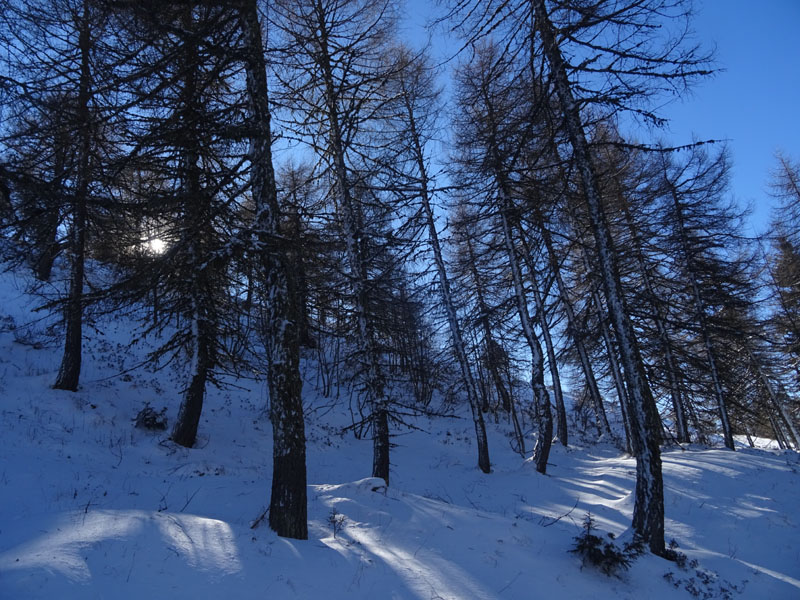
[0,509,241,583]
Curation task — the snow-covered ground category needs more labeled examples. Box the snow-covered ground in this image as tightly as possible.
[0,267,798,599]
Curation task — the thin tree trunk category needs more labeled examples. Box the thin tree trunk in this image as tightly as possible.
[748,349,800,450]
[314,19,390,483]
[402,92,491,472]
[685,398,706,444]
[54,1,91,392]
[533,142,612,439]
[239,0,308,539]
[595,289,632,453]
[508,392,527,457]
[171,303,212,447]
[476,80,551,471]
[534,205,612,440]
[474,351,490,412]
[498,203,552,474]
[572,244,619,440]
[769,413,787,450]
[170,5,211,450]
[533,282,565,446]
[533,0,665,554]
[514,219,567,446]
[664,178,734,450]
[464,234,513,419]
[619,197,689,443]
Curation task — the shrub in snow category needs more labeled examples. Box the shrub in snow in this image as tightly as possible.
[664,538,690,567]
[328,508,346,538]
[570,513,644,577]
[134,403,168,431]
[12,326,45,349]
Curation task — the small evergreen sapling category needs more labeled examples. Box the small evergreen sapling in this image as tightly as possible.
[570,513,644,576]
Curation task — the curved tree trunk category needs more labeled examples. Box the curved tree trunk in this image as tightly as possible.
[664,177,734,450]
[170,5,213,450]
[618,197,689,443]
[534,0,665,554]
[171,303,212,448]
[514,220,567,446]
[401,88,491,472]
[497,202,552,474]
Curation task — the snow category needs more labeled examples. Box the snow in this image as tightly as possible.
[0,266,798,599]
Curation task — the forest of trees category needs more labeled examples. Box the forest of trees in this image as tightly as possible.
[0,0,797,558]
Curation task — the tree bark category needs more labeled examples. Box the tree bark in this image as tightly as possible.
[315,13,391,484]
[171,303,212,448]
[498,201,552,474]
[54,0,91,392]
[239,0,308,539]
[664,176,734,450]
[533,0,665,554]
[401,88,491,472]
[514,219,567,446]
[618,196,689,443]
[170,5,211,450]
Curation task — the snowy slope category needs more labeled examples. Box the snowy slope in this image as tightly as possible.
[0,267,798,599]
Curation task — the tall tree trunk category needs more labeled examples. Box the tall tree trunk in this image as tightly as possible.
[514,219,567,446]
[531,281,565,446]
[476,79,551,470]
[533,0,665,554]
[170,5,211,450]
[463,234,513,419]
[532,204,611,440]
[618,197,689,443]
[54,1,91,392]
[171,303,212,447]
[594,286,633,453]
[498,202,552,474]
[747,349,800,450]
[401,91,491,472]
[239,0,308,539]
[664,178,734,450]
[315,21,390,484]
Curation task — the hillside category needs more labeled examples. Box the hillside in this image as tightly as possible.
[0,267,798,600]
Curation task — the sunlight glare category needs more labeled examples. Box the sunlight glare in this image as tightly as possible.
[148,238,166,254]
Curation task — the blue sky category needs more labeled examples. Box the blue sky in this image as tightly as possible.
[661,0,800,234]
[402,0,800,235]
